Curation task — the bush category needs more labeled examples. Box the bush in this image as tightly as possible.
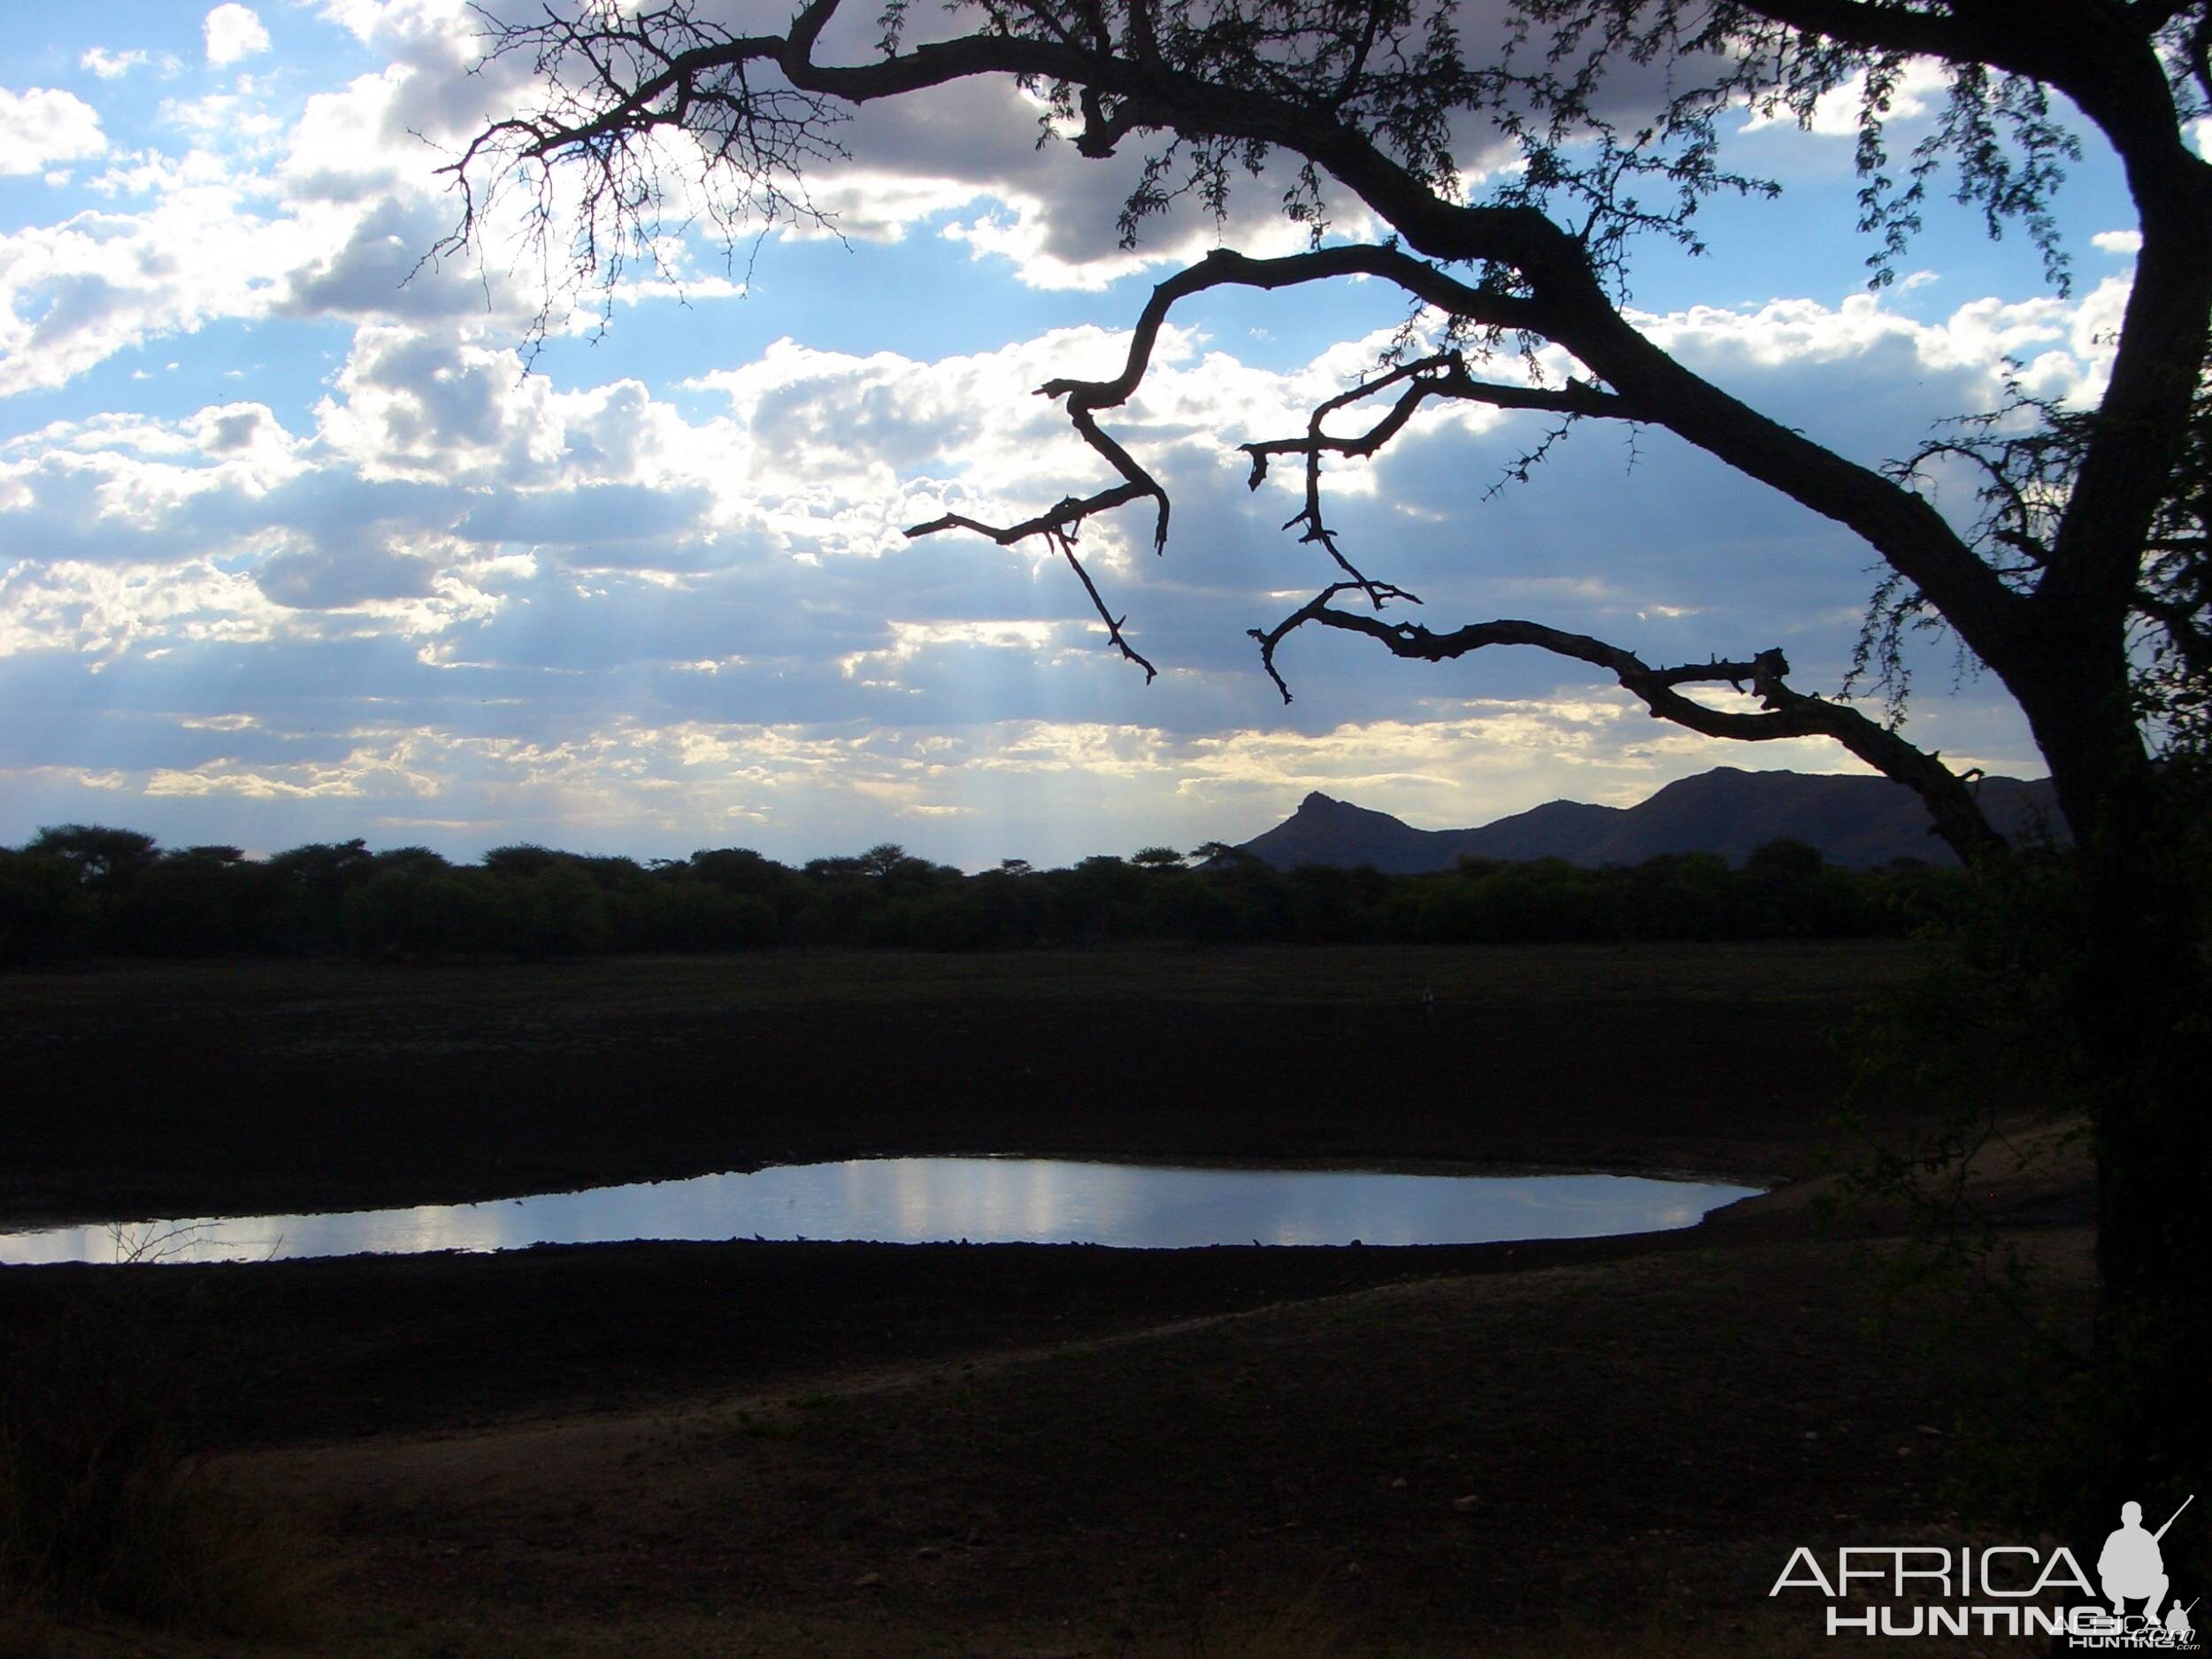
[0,851,90,964]
[0,1305,322,1636]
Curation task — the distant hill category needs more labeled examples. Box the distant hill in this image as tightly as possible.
[1235,766,2067,872]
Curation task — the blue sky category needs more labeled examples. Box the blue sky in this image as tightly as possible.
[0,1,2160,867]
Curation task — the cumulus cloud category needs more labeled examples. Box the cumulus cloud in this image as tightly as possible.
[0,556,281,660]
[1627,280,2128,417]
[0,165,540,399]
[803,81,1377,290]
[80,49,151,81]
[0,190,303,396]
[204,4,272,66]
[3,273,2128,664]
[1738,57,1951,138]
[0,4,555,398]
[189,401,298,469]
[255,539,441,609]
[0,88,108,176]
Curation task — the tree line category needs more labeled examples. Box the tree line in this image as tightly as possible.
[0,823,1983,964]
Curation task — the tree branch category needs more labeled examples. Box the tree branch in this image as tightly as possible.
[1250,591,2008,861]
[1730,0,1989,67]
[1233,350,1638,604]
[899,244,1547,668]
[451,5,2042,679]
[1240,354,1633,487]
[904,487,1161,680]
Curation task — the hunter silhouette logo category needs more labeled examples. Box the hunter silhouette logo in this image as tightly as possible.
[2101,1498,2188,1624]
[1770,1493,2198,1645]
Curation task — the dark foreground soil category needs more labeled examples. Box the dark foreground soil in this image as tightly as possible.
[1,943,1934,1230]
[0,946,2094,1658]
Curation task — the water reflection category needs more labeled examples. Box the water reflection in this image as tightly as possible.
[0,1159,1759,1265]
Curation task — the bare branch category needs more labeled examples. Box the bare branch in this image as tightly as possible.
[1240,353,1632,486]
[1253,592,2007,860]
[903,495,1160,681]
[1048,527,1160,683]
[1230,350,1635,605]
[900,243,1547,670]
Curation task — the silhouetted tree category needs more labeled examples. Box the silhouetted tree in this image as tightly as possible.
[344,864,491,960]
[688,846,795,899]
[6,819,1997,959]
[856,843,910,879]
[0,849,91,964]
[1188,841,1258,868]
[370,846,452,878]
[27,826,158,892]
[132,846,261,955]
[25,826,161,950]
[450,0,2212,1506]
[482,843,562,879]
[264,839,375,953]
[1620,851,1732,941]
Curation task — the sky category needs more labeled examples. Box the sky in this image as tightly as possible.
[0,1,2164,869]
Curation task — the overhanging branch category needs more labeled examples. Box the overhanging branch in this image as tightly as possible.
[904,490,1161,682]
[1238,349,1640,604]
[453,4,2045,682]
[1251,590,2008,860]
[1240,353,1633,487]
[902,244,1549,670]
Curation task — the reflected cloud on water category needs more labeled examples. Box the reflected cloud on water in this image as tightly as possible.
[0,1160,1760,1265]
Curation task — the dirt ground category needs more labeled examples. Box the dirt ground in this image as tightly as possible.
[0,943,1937,1229]
[0,945,2095,1657]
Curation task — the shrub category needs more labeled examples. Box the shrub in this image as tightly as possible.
[0,1304,321,1636]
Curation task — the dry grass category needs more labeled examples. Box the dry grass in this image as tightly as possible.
[0,1306,325,1640]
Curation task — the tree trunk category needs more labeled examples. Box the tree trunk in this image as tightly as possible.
[2019,663,2209,1576]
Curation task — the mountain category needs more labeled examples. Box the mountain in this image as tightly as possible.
[1235,766,2067,872]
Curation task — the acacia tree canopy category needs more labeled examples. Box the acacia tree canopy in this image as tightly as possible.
[443,0,2212,872]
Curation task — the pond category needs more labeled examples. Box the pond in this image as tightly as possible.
[0,1157,1760,1265]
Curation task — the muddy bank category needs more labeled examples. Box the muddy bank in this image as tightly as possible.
[0,1205,1815,1455]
